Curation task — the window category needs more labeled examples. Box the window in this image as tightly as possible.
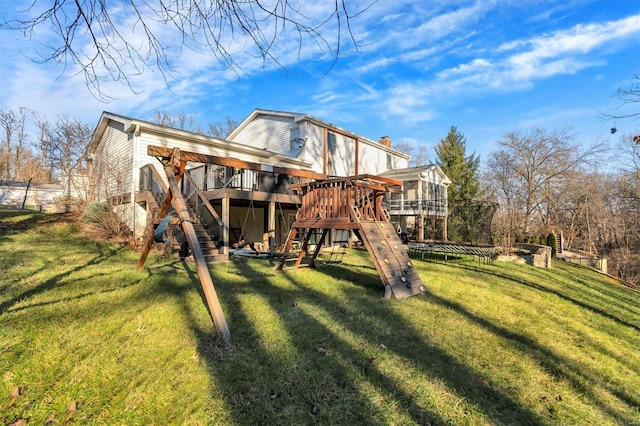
[327,132,337,175]
[289,127,300,151]
[289,126,306,159]
[387,153,393,170]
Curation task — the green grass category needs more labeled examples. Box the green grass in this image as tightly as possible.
[1,208,639,424]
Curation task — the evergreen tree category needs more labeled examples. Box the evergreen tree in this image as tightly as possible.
[435,126,480,242]
[547,232,558,258]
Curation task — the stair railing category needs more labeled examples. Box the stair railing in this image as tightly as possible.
[139,164,168,207]
[182,169,224,245]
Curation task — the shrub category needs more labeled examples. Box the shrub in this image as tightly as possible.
[83,202,110,224]
[539,235,547,245]
[83,202,130,238]
[547,232,558,258]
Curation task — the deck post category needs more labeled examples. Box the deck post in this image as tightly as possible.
[442,216,448,241]
[268,200,276,254]
[222,197,230,255]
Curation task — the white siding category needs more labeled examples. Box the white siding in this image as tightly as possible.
[229,114,293,154]
[358,142,388,174]
[230,113,409,177]
[302,122,325,174]
[135,131,285,188]
[328,132,357,176]
[357,142,408,174]
[93,120,134,199]
[91,120,138,234]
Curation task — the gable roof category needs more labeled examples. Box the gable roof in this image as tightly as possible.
[228,108,411,160]
[379,165,452,186]
[87,111,313,168]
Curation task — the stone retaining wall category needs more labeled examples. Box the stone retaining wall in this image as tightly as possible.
[513,243,552,268]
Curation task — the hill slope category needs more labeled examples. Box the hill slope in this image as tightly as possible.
[1,209,639,424]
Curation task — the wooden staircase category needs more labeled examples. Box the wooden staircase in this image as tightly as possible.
[187,222,227,263]
[275,175,427,299]
[139,192,226,263]
[138,165,226,264]
[141,201,226,264]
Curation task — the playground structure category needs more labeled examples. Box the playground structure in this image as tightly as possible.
[136,147,427,341]
[274,175,427,299]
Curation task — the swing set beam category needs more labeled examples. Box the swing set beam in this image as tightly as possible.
[137,148,231,342]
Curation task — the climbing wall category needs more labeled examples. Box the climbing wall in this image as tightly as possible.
[356,220,427,299]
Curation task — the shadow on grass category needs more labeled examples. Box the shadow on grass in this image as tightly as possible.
[0,210,70,239]
[0,245,127,314]
[451,261,639,332]
[421,260,640,418]
[546,263,640,317]
[5,268,149,315]
[174,258,549,425]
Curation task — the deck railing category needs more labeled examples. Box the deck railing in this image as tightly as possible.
[186,164,303,194]
[296,176,392,223]
[385,198,447,216]
[139,164,223,243]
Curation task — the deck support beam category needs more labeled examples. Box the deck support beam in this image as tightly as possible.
[222,197,230,255]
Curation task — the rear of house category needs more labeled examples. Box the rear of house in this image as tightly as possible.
[87,109,450,258]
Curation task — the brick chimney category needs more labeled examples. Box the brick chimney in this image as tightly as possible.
[379,136,391,147]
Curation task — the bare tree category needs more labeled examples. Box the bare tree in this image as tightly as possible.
[484,151,523,252]
[1,1,373,99]
[35,117,56,182]
[18,148,50,184]
[605,74,640,121]
[208,116,240,139]
[39,116,93,201]
[0,109,16,181]
[601,173,640,285]
[615,132,640,180]
[487,128,601,235]
[12,107,31,181]
[0,107,53,184]
[150,110,203,133]
[392,141,430,167]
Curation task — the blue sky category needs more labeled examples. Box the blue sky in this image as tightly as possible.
[1,0,639,163]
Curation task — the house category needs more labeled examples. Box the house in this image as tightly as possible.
[380,165,451,240]
[229,110,450,240]
[87,109,450,258]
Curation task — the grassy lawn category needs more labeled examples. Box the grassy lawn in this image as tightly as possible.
[1,208,639,424]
